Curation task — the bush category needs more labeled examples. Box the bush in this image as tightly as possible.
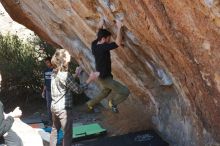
[0,34,55,108]
[0,34,88,110]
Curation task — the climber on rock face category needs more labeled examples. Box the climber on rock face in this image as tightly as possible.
[86,18,130,113]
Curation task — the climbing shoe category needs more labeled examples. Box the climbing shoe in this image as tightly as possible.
[87,105,100,113]
[87,105,94,112]
[111,105,119,113]
[109,100,119,113]
[108,100,113,108]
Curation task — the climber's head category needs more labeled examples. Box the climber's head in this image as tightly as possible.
[44,56,52,68]
[97,29,111,43]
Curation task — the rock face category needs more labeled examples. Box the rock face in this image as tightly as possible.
[1,0,220,145]
[0,3,34,39]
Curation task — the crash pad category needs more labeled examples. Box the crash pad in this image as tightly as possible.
[43,127,63,145]
[11,119,44,146]
[73,123,107,141]
[42,123,106,144]
[73,130,169,146]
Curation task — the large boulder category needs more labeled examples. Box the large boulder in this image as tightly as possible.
[1,0,220,145]
[11,119,43,146]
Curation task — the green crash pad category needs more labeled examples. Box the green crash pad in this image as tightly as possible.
[73,123,107,141]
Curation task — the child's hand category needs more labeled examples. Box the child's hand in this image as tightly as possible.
[75,66,83,77]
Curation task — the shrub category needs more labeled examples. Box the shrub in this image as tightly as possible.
[0,34,87,110]
[0,34,55,108]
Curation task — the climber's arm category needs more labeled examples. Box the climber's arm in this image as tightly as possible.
[98,17,106,30]
[115,20,123,47]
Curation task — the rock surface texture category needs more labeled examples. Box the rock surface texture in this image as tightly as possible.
[1,0,220,145]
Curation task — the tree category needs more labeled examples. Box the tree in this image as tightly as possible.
[0,34,87,110]
[0,34,55,108]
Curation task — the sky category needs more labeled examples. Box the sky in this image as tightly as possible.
[0,3,34,39]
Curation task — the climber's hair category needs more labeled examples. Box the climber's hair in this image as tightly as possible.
[51,49,70,72]
[97,29,112,41]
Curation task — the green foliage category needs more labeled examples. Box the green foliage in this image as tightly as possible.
[0,34,55,105]
[0,33,87,108]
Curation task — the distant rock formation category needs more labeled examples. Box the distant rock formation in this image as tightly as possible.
[0,3,33,39]
[1,0,220,145]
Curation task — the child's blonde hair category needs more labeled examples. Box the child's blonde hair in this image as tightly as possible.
[51,49,70,72]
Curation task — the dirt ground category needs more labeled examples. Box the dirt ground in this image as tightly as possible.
[18,96,152,137]
[1,95,154,146]
[72,102,152,136]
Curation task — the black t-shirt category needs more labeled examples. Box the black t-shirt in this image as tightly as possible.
[92,39,118,79]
